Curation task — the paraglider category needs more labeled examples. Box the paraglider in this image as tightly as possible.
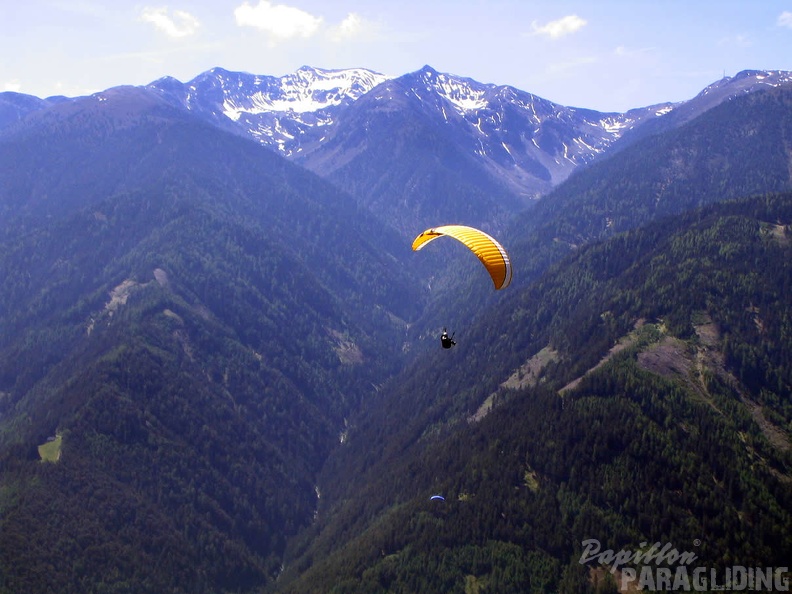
[411,224,512,291]
[430,495,445,502]
[413,225,511,349]
[440,328,456,349]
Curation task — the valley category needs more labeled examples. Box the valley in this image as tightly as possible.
[1,65,791,594]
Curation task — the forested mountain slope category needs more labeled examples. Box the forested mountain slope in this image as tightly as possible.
[282,193,792,593]
[520,85,792,248]
[614,69,792,150]
[1,72,792,594]
[0,88,421,594]
[414,84,792,347]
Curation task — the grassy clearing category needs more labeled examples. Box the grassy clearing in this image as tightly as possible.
[38,434,62,463]
[523,467,540,492]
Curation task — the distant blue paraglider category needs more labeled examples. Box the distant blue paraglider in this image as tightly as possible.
[430,495,445,502]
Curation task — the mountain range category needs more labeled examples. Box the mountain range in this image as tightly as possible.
[0,65,791,593]
[5,66,791,235]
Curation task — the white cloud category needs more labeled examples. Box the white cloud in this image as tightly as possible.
[778,11,792,29]
[234,1,323,40]
[326,12,380,42]
[4,79,22,92]
[327,12,363,42]
[530,14,587,39]
[141,7,200,38]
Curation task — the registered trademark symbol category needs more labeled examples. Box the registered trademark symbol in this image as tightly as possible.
[693,539,701,547]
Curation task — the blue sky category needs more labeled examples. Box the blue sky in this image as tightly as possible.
[3,0,792,112]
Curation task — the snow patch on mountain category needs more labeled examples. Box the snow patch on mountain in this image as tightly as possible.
[599,115,633,135]
[425,70,489,112]
[219,66,390,119]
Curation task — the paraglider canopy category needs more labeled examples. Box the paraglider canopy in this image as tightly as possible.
[430,495,445,501]
[411,225,512,290]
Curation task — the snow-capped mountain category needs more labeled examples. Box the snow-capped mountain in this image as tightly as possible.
[375,66,669,195]
[4,65,791,235]
[147,64,672,206]
[148,65,666,188]
[286,65,674,234]
[688,69,792,109]
[139,64,792,233]
[148,66,391,155]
